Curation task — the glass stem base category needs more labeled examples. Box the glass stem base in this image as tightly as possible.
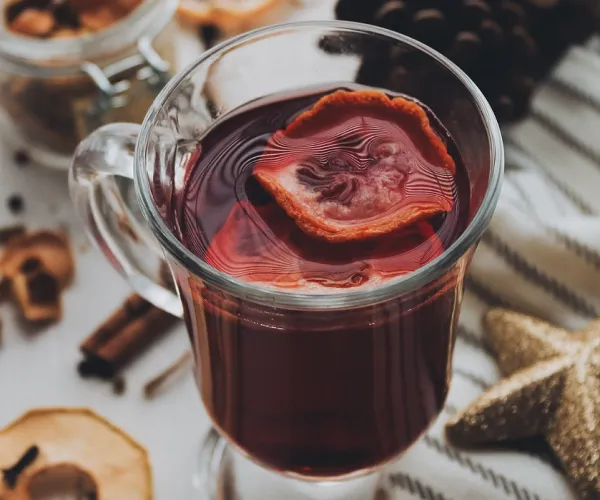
[193,428,386,500]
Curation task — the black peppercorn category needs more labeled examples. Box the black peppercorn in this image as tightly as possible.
[7,194,24,215]
[112,376,127,396]
[13,150,30,167]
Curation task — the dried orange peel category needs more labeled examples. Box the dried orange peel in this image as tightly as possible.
[254,90,456,243]
[0,408,152,499]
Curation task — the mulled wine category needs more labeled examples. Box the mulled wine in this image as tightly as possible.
[162,85,470,478]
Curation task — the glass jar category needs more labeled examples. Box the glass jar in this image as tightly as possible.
[0,0,178,169]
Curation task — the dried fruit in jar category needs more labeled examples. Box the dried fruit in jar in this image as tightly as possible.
[254,90,456,243]
[4,0,143,38]
[80,5,121,31]
[10,8,55,37]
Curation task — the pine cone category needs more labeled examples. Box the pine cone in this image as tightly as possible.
[331,0,600,122]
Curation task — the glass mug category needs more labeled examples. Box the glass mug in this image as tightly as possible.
[69,21,503,500]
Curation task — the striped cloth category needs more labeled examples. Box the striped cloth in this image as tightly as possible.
[385,39,600,500]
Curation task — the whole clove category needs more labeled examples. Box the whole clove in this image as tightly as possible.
[112,376,126,396]
[2,445,39,489]
[13,150,30,167]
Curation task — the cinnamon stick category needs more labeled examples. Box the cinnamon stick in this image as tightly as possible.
[81,294,149,353]
[143,350,193,399]
[79,294,179,379]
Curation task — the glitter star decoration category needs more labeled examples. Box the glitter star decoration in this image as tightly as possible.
[445,309,600,499]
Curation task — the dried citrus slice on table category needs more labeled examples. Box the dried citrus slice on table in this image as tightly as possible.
[177,0,213,24]
[177,0,281,30]
[254,90,456,243]
[0,408,152,499]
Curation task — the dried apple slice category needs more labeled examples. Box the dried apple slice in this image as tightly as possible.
[0,229,74,288]
[0,408,152,499]
[254,90,456,243]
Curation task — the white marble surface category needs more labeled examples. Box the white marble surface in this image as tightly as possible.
[0,2,335,499]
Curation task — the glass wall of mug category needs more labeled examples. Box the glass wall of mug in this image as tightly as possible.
[0,0,177,170]
[69,21,503,499]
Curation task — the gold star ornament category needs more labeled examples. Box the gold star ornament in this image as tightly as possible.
[445,309,600,499]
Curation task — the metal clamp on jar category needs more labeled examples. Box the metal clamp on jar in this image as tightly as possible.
[0,0,177,170]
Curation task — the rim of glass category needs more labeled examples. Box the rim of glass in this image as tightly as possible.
[136,20,504,310]
[0,0,176,70]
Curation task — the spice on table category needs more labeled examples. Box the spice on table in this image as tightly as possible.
[112,375,127,396]
[79,294,179,380]
[13,150,30,167]
[143,350,193,400]
[2,445,39,489]
[6,194,24,215]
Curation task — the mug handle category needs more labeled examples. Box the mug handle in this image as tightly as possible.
[69,122,183,317]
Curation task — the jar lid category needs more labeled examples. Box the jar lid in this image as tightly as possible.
[75,38,171,137]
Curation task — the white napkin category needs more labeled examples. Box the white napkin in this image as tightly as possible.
[385,39,600,500]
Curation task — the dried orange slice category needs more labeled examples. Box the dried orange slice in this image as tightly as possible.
[177,0,281,32]
[177,0,213,25]
[205,200,445,291]
[205,201,304,290]
[254,90,456,243]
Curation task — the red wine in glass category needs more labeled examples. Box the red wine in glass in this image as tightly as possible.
[161,85,470,478]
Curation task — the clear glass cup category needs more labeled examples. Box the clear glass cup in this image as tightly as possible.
[0,0,177,170]
[69,21,503,500]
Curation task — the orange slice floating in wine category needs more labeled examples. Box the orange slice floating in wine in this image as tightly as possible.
[254,90,456,243]
[205,201,445,291]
